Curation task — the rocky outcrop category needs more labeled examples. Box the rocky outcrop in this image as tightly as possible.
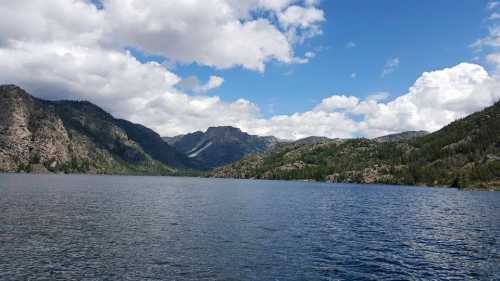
[0,85,72,172]
[0,85,195,174]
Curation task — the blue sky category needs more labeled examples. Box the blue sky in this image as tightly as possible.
[131,1,489,117]
[2,0,500,139]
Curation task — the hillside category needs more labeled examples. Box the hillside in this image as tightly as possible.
[164,126,278,169]
[373,130,429,143]
[2,84,499,188]
[212,101,500,190]
[0,85,199,175]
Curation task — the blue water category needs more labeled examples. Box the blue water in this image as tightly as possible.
[0,174,499,280]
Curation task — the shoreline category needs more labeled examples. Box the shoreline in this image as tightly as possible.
[1,171,498,191]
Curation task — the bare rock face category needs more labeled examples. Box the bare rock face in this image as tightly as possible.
[0,85,70,171]
[0,85,194,175]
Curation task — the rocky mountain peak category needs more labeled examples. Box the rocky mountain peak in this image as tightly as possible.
[0,84,32,100]
[166,126,277,169]
[205,126,245,140]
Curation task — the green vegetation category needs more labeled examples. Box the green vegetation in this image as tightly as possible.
[213,101,500,190]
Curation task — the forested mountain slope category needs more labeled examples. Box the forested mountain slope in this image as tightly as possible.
[212,101,500,190]
[0,85,199,174]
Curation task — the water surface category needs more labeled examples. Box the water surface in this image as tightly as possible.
[0,174,499,280]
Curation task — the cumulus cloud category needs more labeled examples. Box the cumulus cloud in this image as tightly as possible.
[357,63,500,136]
[244,111,360,140]
[1,0,499,141]
[0,40,258,136]
[247,63,499,139]
[278,5,325,28]
[366,92,389,101]
[0,0,325,72]
[1,44,499,140]
[278,5,325,43]
[104,2,292,71]
[0,41,180,117]
[177,76,224,94]
[240,63,499,139]
[0,0,104,47]
[245,63,499,139]
[100,0,328,71]
[314,95,360,112]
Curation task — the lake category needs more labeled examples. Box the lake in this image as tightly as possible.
[0,174,499,280]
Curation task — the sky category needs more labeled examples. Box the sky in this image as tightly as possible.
[1,0,500,140]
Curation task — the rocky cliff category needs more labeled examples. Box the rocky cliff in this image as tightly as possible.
[0,85,197,174]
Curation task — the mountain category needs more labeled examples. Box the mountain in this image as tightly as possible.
[373,130,429,143]
[212,102,500,190]
[3,84,499,188]
[0,85,200,174]
[164,126,278,169]
[162,134,186,146]
[292,136,340,145]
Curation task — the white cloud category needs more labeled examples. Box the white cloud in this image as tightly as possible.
[381,57,400,77]
[290,51,316,64]
[0,0,104,47]
[350,73,357,79]
[278,5,325,28]
[1,0,500,141]
[103,0,297,72]
[0,40,260,136]
[244,110,360,140]
[244,63,500,139]
[305,51,316,58]
[488,1,500,10]
[257,0,297,11]
[358,63,499,136]
[314,95,360,112]
[487,52,500,67]
[196,76,225,93]
[177,75,224,94]
[0,0,325,72]
[471,26,500,49]
[346,42,357,48]
[366,92,389,101]
[489,12,500,20]
[278,5,325,43]
[1,42,499,139]
[0,41,179,116]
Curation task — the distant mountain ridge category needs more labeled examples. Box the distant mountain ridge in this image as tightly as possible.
[0,85,200,174]
[164,126,278,169]
[2,84,499,189]
[373,130,429,143]
[212,101,500,190]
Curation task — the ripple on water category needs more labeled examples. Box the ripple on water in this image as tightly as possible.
[0,174,499,281]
